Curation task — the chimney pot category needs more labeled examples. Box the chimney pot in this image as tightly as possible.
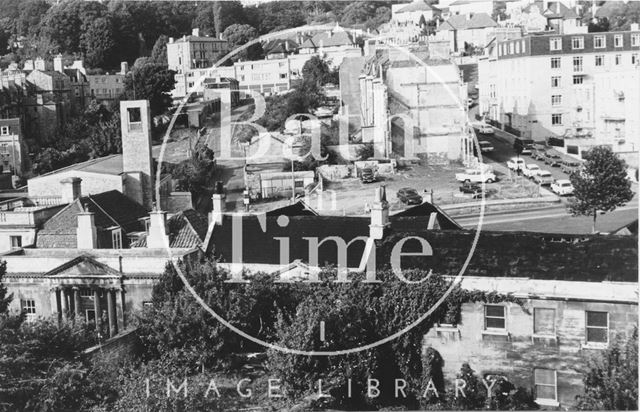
[210,182,227,225]
[77,208,97,249]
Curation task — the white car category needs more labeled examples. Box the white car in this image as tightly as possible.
[474,123,494,135]
[455,169,496,183]
[507,157,526,171]
[533,170,554,185]
[551,179,574,195]
[478,140,494,153]
[522,163,541,178]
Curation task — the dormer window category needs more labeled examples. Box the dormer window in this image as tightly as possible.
[111,228,123,249]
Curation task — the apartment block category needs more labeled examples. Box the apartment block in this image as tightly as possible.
[478,29,640,156]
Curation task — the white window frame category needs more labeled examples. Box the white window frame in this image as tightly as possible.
[573,75,584,85]
[585,311,609,345]
[534,368,558,406]
[573,56,583,72]
[595,55,604,67]
[632,34,640,47]
[551,95,562,106]
[615,54,622,65]
[0,126,8,135]
[551,76,561,88]
[614,34,623,48]
[551,113,562,125]
[484,304,506,331]
[572,36,584,50]
[21,299,36,320]
[549,37,561,51]
[550,57,561,69]
[112,228,122,249]
[10,235,21,248]
[594,35,606,49]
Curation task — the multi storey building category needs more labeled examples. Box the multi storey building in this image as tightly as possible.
[87,62,129,104]
[0,118,25,178]
[478,28,640,156]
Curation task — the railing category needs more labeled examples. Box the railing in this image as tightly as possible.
[30,196,65,206]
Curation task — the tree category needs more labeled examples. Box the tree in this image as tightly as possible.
[568,146,633,233]
[150,34,170,67]
[164,141,215,205]
[82,17,116,69]
[192,3,217,37]
[576,327,638,410]
[213,1,246,36]
[0,260,11,314]
[222,24,263,61]
[16,0,50,38]
[122,62,176,116]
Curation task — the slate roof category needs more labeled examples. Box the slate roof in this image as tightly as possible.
[263,39,299,55]
[397,0,440,14]
[437,12,497,31]
[265,200,318,216]
[36,190,148,248]
[36,154,124,177]
[130,209,209,249]
[299,29,355,49]
[208,210,638,282]
[543,1,579,19]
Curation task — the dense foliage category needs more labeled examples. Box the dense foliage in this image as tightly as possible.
[568,146,634,233]
[162,141,216,206]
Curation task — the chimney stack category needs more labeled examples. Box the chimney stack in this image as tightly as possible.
[192,28,200,37]
[169,37,175,44]
[53,55,63,73]
[147,210,170,248]
[210,182,226,225]
[77,204,97,249]
[120,61,129,74]
[23,60,34,71]
[60,177,82,203]
[34,58,46,71]
[631,23,639,31]
[369,185,389,240]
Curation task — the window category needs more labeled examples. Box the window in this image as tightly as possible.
[614,34,623,47]
[632,34,640,47]
[573,56,583,72]
[633,54,638,65]
[0,144,7,154]
[80,289,94,298]
[549,37,561,51]
[534,308,556,336]
[595,55,604,66]
[0,126,8,135]
[572,36,584,50]
[550,57,561,69]
[551,76,561,88]
[552,113,562,125]
[586,311,608,343]
[615,54,622,65]
[21,299,36,319]
[112,228,122,249]
[594,35,606,49]
[484,305,506,330]
[10,236,21,248]
[551,95,562,106]
[573,75,584,85]
[534,369,557,403]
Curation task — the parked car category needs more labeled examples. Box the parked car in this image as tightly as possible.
[533,170,554,185]
[522,163,541,178]
[506,157,526,171]
[360,167,377,183]
[474,123,494,135]
[544,152,562,167]
[478,140,494,153]
[521,144,534,156]
[533,149,547,161]
[397,187,423,205]
[560,159,581,174]
[455,168,496,183]
[459,182,485,198]
[551,179,574,196]
[467,98,474,107]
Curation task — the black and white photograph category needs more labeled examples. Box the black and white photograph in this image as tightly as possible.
[0,0,638,410]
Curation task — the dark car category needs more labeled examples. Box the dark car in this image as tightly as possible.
[533,149,547,161]
[459,182,485,198]
[544,152,562,167]
[397,187,423,205]
[360,167,376,183]
[560,160,581,174]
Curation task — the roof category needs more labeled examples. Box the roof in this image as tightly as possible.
[63,68,87,83]
[397,0,440,14]
[263,39,299,55]
[35,154,124,178]
[299,28,355,49]
[594,1,628,19]
[36,190,148,248]
[208,211,637,282]
[437,12,497,31]
[44,255,122,279]
[131,209,209,249]
[543,1,579,19]
[392,202,461,230]
[174,35,227,44]
[611,219,638,237]
[265,200,318,217]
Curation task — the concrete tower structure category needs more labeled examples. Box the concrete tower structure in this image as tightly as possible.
[120,100,154,210]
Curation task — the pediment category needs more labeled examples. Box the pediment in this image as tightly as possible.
[44,255,122,279]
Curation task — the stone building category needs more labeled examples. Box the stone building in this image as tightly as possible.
[0,117,25,178]
[87,62,128,104]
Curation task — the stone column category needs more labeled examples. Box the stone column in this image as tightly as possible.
[55,289,62,323]
[73,287,82,321]
[93,289,102,333]
[61,289,69,319]
[107,289,118,338]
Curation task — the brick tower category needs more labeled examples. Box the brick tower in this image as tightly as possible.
[120,100,153,210]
